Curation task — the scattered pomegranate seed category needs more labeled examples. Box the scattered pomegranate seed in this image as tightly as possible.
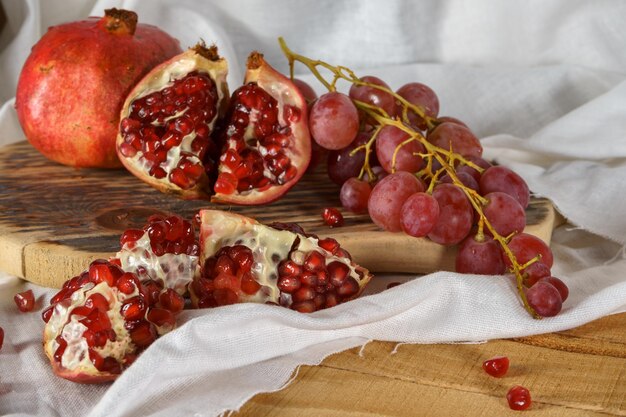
[14,289,35,312]
[322,207,344,227]
[507,385,532,411]
[0,327,4,350]
[482,356,510,378]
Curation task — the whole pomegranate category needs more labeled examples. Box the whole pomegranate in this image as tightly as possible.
[15,8,182,168]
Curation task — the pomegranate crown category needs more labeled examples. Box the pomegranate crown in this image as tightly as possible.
[102,8,138,35]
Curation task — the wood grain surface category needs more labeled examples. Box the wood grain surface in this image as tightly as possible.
[0,141,556,288]
[236,312,626,416]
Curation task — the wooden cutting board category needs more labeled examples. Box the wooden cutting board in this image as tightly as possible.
[0,141,557,288]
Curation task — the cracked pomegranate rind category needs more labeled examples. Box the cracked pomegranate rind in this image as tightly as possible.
[42,259,179,383]
[190,210,372,312]
[116,44,229,199]
[211,52,312,205]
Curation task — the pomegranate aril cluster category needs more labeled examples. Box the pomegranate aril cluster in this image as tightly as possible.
[121,213,198,257]
[215,82,299,195]
[192,245,262,307]
[119,71,219,189]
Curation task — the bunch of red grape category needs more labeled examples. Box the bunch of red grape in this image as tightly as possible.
[280,38,567,318]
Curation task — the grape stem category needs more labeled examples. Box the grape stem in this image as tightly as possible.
[279,37,540,319]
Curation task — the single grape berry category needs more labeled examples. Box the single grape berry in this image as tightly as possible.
[322,207,344,227]
[427,122,483,158]
[349,75,396,117]
[521,261,551,287]
[456,235,505,275]
[375,125,424,174]
[538,276,569,302]
[482,356,509,378]
[309,92,359,150]
[526,280,563,317]
[340,177,372,213]
[400,192,440,237]
[396,82,439,130]
[368,172,425,232]
[507,385,532,410]
[292,78,318,103]
[14,289,35,312]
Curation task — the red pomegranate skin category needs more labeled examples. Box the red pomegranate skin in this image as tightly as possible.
[15,10,182,168]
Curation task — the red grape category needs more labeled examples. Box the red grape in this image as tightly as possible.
[309,92,359,150]
[539,276,569,302]
[292,78,318,103]
[400,192,440,237]
[482,192,526,237]
[526,280,562,317]
[349,76,396,117]
[327,132,370,185]
[457,156,492,182]
[427,184,473,245]
[375,125,424,174]
[479,165,530,208]
[435,116,467,129]
[504,233,554,269]
[396,82,439,130]
[440,171,479,192]
[427,122,483,158]
[456,234,505,275]
[340,177,372,213]
[521,261,551,287]
[368,172,424,232]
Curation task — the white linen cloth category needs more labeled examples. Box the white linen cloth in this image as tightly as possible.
[1,0,626,416]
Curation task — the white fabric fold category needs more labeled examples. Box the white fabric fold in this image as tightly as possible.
[1,0,626,416]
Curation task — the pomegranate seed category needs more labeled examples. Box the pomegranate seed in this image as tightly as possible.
[128,321,157,348]
[70,305,93,318]
[278,260,301,277]
[49,287,72,306]
[120,229,144,247]
[214,273,239,291]
[14,289,35,312]
[53,336,67,362]
[81,309,112,333]
[337,277,359,297]
[89,260,123,286]
[293,286,316,303]
[116,272,138,295]
[300,272,318,287]
[85,293,110,312]
[164,216,185,241]
[325,293,339,308]
[316,270,329,286]
[42,305,54,323]
[215,255,236,276]
[292,300,316,313]
[241,272,261,295]
[89,348,104,370]
[159,289,185,313]
[141,279,164,305]
[482,356,509,378]
[313,294,326,308]
[322,207,344,227]
[277,276,301,293]
[100,357,122,374]
[507,385,532,410]
[119,142,137,157]
[0,327,4,350]
[214,172,238,195]
[147,307,176,328]
[120,296,147,321]
[303,251,326,272]
[169,168,196,190]
[214,288,238,306]
[328,262,350,287]
[229,246,254,272]
[318,237,340,254]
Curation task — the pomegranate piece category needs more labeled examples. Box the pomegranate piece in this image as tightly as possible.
[482,356,509,378]
[14,289,35,312]
[42,259,177,383]
[116,214,199,294]
[15,9,182,168]
[190,210,372,311]
[117,44,229,199]
[507,385,532,410]
[212,52,311,205]
[322,207,344,227]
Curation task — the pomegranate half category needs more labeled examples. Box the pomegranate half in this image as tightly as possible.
[190,210,372,311]
[16,9,182,168]
[116,50,311,204]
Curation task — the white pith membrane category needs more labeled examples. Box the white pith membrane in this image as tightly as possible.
[117,48,228,192]
[116,232,199,295]
[43,282,138,375]
[198,210,370,306]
